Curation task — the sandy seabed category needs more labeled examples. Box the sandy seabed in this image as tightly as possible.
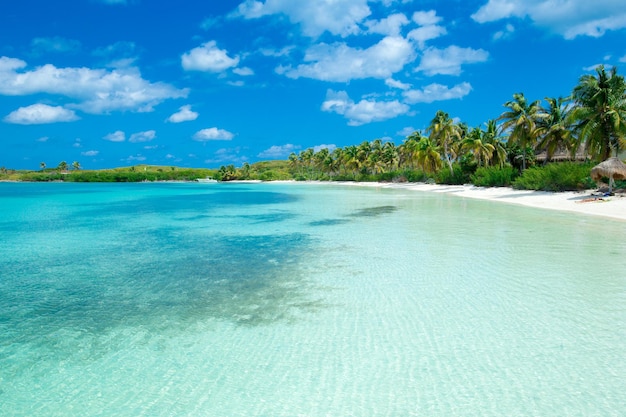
[327,182,626,222]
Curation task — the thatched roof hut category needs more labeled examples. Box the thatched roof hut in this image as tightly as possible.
[591,157,626,193]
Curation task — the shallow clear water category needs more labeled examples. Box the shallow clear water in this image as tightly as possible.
[1,182,625,416]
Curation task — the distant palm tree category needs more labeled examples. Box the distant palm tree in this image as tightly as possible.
[40,162,46,171]
[428,110,461,175]
[482,119,508,168]
[58,161,68,172]
[416,137,443,173]
[570,65,626,160]
[399,131,425,169]
[499,92,542,170]
[72,161,81,170]
[536,97,575,164]
[461,126,495,167]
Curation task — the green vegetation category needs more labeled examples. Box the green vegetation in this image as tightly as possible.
[0,165,218,183]
[2,66,625,193]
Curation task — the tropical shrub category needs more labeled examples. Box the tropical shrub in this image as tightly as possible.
[471,166,518,187]
[435,164,470,185]
[512,162,595,191]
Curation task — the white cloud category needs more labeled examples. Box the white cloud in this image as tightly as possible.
[103,130,126,142]
[397,126,416,137]
[407,25,447,48]
[0,57,187,114]
[415,46,489,76]
[124,154,147,162]
[259,46,294,57]
[493,23,516,40]
[412,10,442,26]
[403,82,472,103]
[81,150,99,156]
[233,66,254,76]
[321,89,410,126]
[280,36,415,82]
[234,0,372,37]
[193,127,235,141]
[313,144,337,153]
[258,144,300,158]
[385,78,411,90]
[4,103,78,125]
[129,130,156,143]
[181,41,240,72]
[167,105,198,123]
[620,55,626,63]
[365,13,410,36]
[471,0,626,39]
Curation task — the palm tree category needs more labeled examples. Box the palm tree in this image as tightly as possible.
[313,148,330,176]
[428,110,461,175]
[381,141,399,172]
[58,161,68,172]
[40,162,46,171]
[342,145,360,176]
[241,162,251,179]
[298,148,314,179]
[416,136,443,174]
[482,119,508,168]
[570,65,626,160]
[499,93,542,170]
[461,126,495,167]
[72,161,81,170]
[536,97,575,164]
[399,131,425,169]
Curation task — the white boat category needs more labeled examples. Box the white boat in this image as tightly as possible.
[196,177,218,183]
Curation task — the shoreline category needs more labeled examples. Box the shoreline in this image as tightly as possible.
[331,182,626,222]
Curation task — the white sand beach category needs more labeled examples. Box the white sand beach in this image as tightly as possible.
[334,182,626,222]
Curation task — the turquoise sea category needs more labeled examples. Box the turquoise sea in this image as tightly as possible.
[1,182,625,416]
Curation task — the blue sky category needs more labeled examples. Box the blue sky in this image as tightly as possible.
[1,0,625,169]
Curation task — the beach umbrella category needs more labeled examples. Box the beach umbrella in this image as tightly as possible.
[590,157,626,194]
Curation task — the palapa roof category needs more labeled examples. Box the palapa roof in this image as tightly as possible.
[590,157,626,181]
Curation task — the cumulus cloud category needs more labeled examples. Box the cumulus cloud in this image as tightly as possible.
[0,57,187,114]
[385,78,411,90]
[129,130,156,143]
[321,89,409,126]
[415,46,489,76]
[365,13,410,36]
[167,105,199,123]
[279,36,415,82]
[4,103,79,124]
[258,144,301,158]
[471,0,626,39]
[103,130,126,142]
[403,82,473,104]
[407,25,447,49]
[233,66,254,76]
[234,0,371,37]
[193,127,235,141]
[81,150,100,156]
[181,41,240,72]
